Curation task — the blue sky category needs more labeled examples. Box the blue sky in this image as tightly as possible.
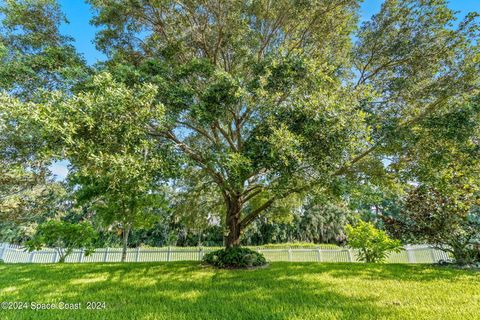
[50,0,480,180]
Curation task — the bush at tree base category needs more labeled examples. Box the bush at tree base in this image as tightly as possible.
[203,247,267,268]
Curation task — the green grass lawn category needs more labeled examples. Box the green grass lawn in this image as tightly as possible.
[0,262,479,320]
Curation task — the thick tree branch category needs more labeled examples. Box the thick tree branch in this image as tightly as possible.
[150,129,227,188]
[240,196,276,228]
[214,121,238,151]
[236,93,457,226]
[241,186,264,203]
[334,94,451,176]
[177,120,217,145]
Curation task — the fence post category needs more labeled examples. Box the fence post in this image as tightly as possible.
[317,249,322,262]
[103,247,109,262]
[28,251,35,263]
[198,247,203,261]
[167,246,171,262]
[288,248,292,262]
[406,245,416,263]
[429,247,436,263]
[78,248,84,263]
[135,247,141,262]
[347,249,353,262]
[0,246,5,261]
[52,251,58,263]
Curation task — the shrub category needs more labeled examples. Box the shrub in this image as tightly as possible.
[203,247,267,268]
[254,242,340,249]
[26,221,98,263]
[383,186,480,265]
[345,221,403,263]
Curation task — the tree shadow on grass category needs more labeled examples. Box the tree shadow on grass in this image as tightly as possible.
[302,262,480,282]
[0,262,386,319]
[1,262,478,320]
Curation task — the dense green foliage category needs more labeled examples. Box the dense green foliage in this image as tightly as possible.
[241,201,356,246]
[345,221,403,263]
[25,220,97,263]
[0,0,85,231]
[0,262,479,319]
[203,247,267,268]
[384,186,480,265]
[37,73,172,261]
[0,0,86,98]
[0,201,351,248]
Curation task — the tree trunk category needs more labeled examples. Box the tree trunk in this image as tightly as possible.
[225,195,242,249]
[121,223,131,262]
[58,250,66,263]
[57,248,71,263]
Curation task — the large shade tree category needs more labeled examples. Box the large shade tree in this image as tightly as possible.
[85,0,480,248]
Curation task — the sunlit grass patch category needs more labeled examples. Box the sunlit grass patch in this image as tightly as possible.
[0,262,478,320]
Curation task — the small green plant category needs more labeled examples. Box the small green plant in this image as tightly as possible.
[345,221,403,263]
[203,247,267,268]
[26,221,98,263]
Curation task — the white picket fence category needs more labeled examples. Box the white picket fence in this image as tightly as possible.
[0,243,449,264]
